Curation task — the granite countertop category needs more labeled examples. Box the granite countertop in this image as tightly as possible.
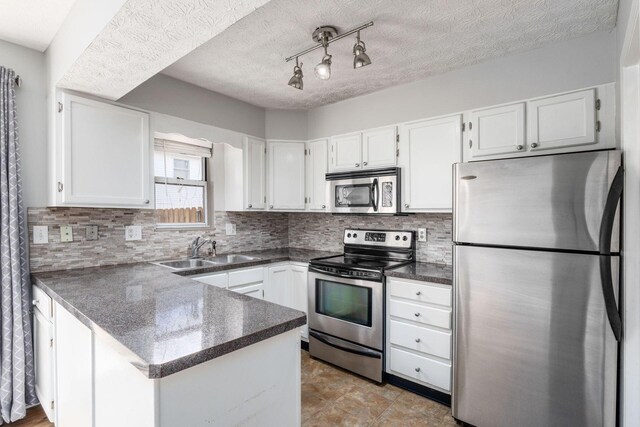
[32,261,309,379]
[385,262,453,285]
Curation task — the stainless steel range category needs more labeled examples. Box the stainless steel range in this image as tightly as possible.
[308,229,415,382]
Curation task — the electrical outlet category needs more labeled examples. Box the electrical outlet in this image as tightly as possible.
[85,225,98,241]
[225,223,236,236]
[418,228,427,242]
[60,226,73,243]
[125,225,142,241]
[33,226,48,244]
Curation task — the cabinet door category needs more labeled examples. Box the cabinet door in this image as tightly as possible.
[399,115,462,212]
[60,94,150,207]
[290,265,309,340]
[55,303,93,427]
[362,126,397,169]
[265,265,290,305]
[245,136,266,209]
[329,133,362,171]
[267,141,305,210]
[469,103,525,159]
[306,139,328,211]
[34,309,55,422]
[527,89,596,151]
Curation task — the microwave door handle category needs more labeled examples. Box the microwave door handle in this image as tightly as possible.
[371,178,379,211]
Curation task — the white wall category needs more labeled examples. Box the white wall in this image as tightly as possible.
[307,30,617,139]
[265,109,307,140]
[0,40,47,208]
[120,74,266,138]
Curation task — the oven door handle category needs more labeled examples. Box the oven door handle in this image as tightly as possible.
[371,178,379,212]
[309,331,381,359]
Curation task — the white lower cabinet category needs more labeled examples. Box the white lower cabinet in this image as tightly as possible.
[33,300,55,422]
[191,267,266,299]
[266,263,309,340]
[386,277,453,394]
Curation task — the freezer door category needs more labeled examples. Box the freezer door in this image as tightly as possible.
[454,150,621,252]
[453,245,618,427]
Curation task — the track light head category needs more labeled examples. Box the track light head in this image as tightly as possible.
[353,31,371,69]
[288,58,303,90]
[314,54,332,80]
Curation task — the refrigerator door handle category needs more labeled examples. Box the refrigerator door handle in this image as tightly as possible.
[598,165,623,341]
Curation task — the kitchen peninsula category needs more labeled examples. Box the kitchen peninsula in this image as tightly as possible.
[32,262,306,427]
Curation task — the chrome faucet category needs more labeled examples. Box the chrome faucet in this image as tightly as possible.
[190,236,211,259]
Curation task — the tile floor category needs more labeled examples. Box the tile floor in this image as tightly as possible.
[302,350,457,426]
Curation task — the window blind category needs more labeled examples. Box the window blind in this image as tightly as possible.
[153,132,212,158]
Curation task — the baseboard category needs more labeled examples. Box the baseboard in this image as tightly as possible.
[385,373,451,406]
[301,340,309,351]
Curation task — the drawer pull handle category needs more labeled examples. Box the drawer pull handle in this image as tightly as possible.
[415,338,421,343]
[414,312,421,317]
[415,367,421,372]
[416,291,422,296]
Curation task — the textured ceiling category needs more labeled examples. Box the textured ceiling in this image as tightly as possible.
[0,0,77,51]
[162,0,619,109]
[57,0,271,100]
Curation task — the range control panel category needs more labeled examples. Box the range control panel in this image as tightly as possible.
[343,229,414,248]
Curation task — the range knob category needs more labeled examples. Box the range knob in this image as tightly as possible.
[353,233,358,238]
[347,233,352,238]
[403,236,408,241]
[395,235,400,241]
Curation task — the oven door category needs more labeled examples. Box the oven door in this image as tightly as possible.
[308,269,383,350]
[327,175,397,214]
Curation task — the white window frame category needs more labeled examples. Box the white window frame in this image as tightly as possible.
[154,156,209,229]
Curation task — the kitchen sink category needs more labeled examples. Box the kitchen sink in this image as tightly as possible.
[209,254,259,264]
[155,259,219,270]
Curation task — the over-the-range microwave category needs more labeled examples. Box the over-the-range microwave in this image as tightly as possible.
[326,167,401,214]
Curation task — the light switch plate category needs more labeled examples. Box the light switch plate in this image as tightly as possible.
[125,225,142,241]
[418,228,427,242]
[85,225,98,241]
[225,223,236,236]
[33,226,48,244]
[60,226,73,243]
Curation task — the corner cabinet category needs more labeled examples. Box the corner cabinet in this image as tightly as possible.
[244,136,267,210]
[267,140,305,210]
[265,263,309,341]
[52,93,151,208]
[328,126,397,172]
[305,139,328,211]
[399,115,462,212]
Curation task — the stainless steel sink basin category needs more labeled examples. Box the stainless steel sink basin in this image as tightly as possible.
[155,259,219,270]
[210,254,259,264]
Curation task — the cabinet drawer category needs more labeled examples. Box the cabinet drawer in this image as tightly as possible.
[390,320,451,359]
[388,279,451,307]
[230,283,263,299]
[229,267,264,287]
[389,347,451,391]
[32,286,53,320]
[192,273,228,288]
[389,299,451,329]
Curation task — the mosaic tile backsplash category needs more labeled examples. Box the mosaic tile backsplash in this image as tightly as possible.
[28,208,452,272]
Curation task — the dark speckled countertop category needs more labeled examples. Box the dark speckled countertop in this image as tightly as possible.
[385,262,453,285]
[31,248,336,379]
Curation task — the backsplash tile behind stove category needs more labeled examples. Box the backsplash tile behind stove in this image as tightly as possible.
[287,213,452,265]
[28,208,451,272]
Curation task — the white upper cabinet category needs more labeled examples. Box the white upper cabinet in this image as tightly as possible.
[362,126,398,169]
[329,132,362,171]
[527,88,596,151]
[267,141,305,210]
[55,93,151,208]
[305,139,328,211]
[468,102,526,159]
[244,136,266,210]
[399,115,462,212]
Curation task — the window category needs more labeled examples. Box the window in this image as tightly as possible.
[154,134,212,227]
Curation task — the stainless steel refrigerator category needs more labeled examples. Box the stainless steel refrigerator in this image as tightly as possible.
[452,150,622,427]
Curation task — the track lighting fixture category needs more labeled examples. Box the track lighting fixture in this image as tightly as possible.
[353,30,371,69]
[285,21,373,87]
[288,57,303,90]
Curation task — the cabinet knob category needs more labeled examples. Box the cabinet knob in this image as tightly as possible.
[32,299,39,306]
[363,161,368,166]
[404,204,409,208]
[248,204,252,208]
[144,200,150,204]
[414,312,421,317]
[57,182,63,193]
[415,338,421,343]
[516,145,524,151]
[530,142,539,148]
[322,205,326,209]
[415,367,421,372]
[355,163,360,167]
[416,291,421,296]
[269,205,273,209]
